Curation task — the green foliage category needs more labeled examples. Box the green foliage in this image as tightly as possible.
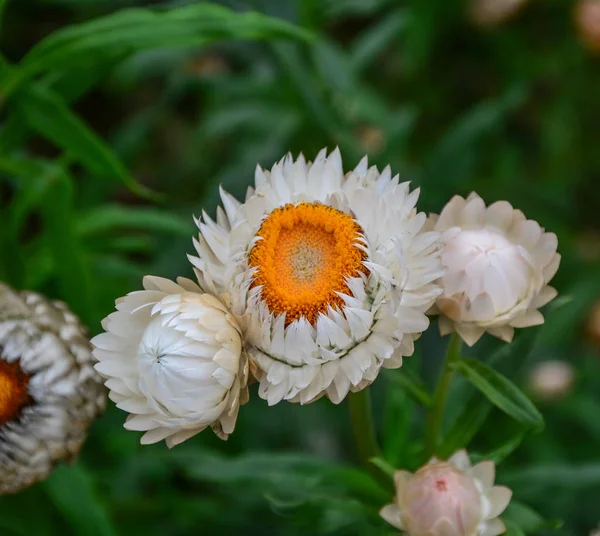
[1,0,600,534]
[453,358,544,431]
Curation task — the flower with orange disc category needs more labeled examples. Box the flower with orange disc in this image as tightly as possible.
[190,148,444,405]
[0,284,104,494]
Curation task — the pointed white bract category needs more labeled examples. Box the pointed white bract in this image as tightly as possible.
[92,276,249,447]
[428,192,560,346]
[190,148,444,405]
[380,450,512,536]
[0,284,104,495]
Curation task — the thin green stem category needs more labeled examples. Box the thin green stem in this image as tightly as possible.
[348,389,394,492]
[348,388,381,463]
[425,332,462,458]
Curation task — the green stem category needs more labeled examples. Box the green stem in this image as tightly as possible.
[425,332,462,458]
[348,388,396,492]
[348,388,381,463]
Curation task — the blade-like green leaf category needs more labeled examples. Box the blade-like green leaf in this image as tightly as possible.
[453,359,544,430]
[168,449,389,506]
[2,4,312,96]
[504,520,526,536]
[42,171,96,325]
[438,394,492,459]
[0,156,66,287]
[43,465,117,536]
[76,205,192,237]
[502,502,546,534]
[472,428,529,465]
[502,463,600,491]
[369,457,396,478]
[384,368,433,407]
[16,85,155,200]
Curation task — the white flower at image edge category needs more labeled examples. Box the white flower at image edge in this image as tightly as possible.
[190,148,444,405]
[0,284,104,494]
[380,450,512,536]
[428,192,560,346]
[92,276,249,447]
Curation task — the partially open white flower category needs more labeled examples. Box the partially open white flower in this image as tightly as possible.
[190,148,444,405]
[380,450,512,536]
[92,276,249,447]
[0,284,104,495]
[428,193,560,346]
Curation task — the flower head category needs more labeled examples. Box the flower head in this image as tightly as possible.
[428,193,560,346]
[380,450,512,536]
[190,148,444,405]
[92,276,249,447]
[0,284,104,494]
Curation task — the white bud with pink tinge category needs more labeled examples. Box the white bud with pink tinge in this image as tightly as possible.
[428,193,560,346]
[380,450,512,536]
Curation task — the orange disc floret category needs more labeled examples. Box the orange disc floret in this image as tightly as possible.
[0,358,31,426]
[248,202,368,325]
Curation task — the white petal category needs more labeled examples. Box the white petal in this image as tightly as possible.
[485,486,512,519]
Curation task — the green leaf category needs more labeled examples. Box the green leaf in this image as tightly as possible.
[453,358,544,430]
[168,449,389,507]
[383,376,416,468]
[16,85,155,200]
[369,457,396,478]
[76,205,192,237]
[439,395,492,459]
[504,520,526,536]
[43,465,117,536]
[0,0,8,31]
[0,156,65,287]
[41,171,96,325]
[473,428,529,465]
[0,521,25,536]
[384,368,433,407]
[502,502,545,534]
[2,4,312,96]
[502,463,600,492]
[351,9,407,72]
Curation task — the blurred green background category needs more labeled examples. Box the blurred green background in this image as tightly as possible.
[1,0,600,534]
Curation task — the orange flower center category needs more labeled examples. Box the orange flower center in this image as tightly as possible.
[248,202,367,325]
[0,359,31,426]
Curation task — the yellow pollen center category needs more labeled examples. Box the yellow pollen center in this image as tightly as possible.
[0,359,31,426]
[248,202,367,325]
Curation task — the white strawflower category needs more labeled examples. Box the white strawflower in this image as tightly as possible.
[380,450,512,536]
[0,284,104,495]
[528,360,574,401]
[428,192,560,346]
[190,148,444,405]
[92,276,249,447]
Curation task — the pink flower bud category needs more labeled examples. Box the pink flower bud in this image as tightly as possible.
[381,450,512,536]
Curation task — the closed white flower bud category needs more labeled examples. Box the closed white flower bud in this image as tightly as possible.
[380,450,512,536]
[92,276,249,447]
[0,284,104,495]
[428,193,560,346]
[528,360,574,400]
